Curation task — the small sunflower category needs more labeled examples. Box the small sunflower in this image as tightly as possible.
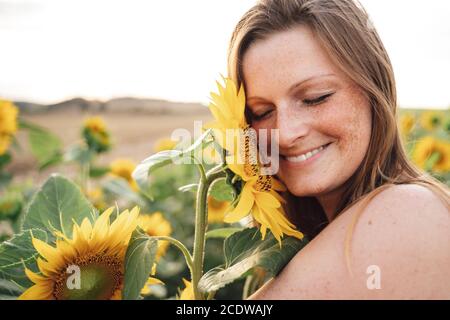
[399,113,415,137]
[177,278,194,300]
[153,137,178,153]
[110,158,138,191]
[420,111,443,131]
[19,207,162,300]
[0,99,19,155]
[412,136,450,173]
[82,116,111,153]
[207,196,230,224]
[206,77,303,245]
[137,212,172,260]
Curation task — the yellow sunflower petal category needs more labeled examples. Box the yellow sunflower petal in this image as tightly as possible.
[254,192,281,208]
[32,238,64,266]
[18,283,53,300]
[24,268,46,284]
[224,183,254,223]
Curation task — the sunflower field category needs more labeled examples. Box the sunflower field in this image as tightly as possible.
[0,86,449,300]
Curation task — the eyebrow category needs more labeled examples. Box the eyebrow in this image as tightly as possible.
[247,73,336,102]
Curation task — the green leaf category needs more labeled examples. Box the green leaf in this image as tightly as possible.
[0,153,12,169]
[0,229,48,290]
[132,129,212,196]
[122,228,158,300]
[209,178,235,202]
[0,278,23,299]
[22,174,96,237]
[19,120,63,170]
[89,166,110,178]
[198,227,308,293]
[205,227,244,240]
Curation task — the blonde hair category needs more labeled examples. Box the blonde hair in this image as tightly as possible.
[227,0,449,246]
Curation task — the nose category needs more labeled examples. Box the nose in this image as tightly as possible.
[276,103,309,151]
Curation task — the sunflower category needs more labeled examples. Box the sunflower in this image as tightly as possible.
[206,77,303,244]
[207,196,230,224]
[137,212,172,260]
[207,77,246,153]
[0,99,19,155]
[110,158,139,191]
[177,278,194,300]
[19,207,162,300]
[399,113,415,137]
[82,116,111,153]
[153,137,178,153]
[412,136,450,173]
[420,111,443,131]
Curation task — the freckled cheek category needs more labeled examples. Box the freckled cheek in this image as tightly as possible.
[334,104,372,164]
[322,102,370,158]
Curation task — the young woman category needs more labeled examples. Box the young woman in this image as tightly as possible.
[227,0,450,299]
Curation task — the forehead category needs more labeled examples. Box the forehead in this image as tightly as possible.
[242,25,340,96]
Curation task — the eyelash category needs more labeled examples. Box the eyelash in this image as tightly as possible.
[303,92,335,106]
[251,92,335,121]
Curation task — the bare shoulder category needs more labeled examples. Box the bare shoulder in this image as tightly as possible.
[363,183,449,221]
[249,184,450,300]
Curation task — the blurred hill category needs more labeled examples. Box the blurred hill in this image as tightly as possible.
[15,97,207,115]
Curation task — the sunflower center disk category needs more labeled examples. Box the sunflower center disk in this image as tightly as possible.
[255,175,272,192]
[55,257,122,300]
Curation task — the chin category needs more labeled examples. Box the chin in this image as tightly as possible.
[281,177,331,197]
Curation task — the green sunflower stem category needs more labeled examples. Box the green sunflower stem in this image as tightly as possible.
[192,164,226,300]
[151,236,194,273]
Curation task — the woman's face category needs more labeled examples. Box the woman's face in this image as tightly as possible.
[242,25,372,199]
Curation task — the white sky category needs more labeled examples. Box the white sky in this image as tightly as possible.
[0,0,449,109]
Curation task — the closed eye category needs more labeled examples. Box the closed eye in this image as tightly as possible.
[250,108,273,122]
[303,92,335,106]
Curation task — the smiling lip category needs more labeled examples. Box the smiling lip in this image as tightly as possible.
[281,143,331,165]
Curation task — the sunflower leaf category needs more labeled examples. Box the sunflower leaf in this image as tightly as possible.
[198,227,308,293]
[89,165,110,178]
[209,178,235,202]
[123,228,158,300]
[19,120,63,170]
[0,228,48,291]
[205,227,243,240]
[22,174,97,238]
[132,129,212,198]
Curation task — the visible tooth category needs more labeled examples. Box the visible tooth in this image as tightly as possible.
[286,144,328,163]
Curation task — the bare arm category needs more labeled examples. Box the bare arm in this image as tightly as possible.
[249,184,450,299]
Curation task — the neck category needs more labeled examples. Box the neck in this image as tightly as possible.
[316,185,347,222]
